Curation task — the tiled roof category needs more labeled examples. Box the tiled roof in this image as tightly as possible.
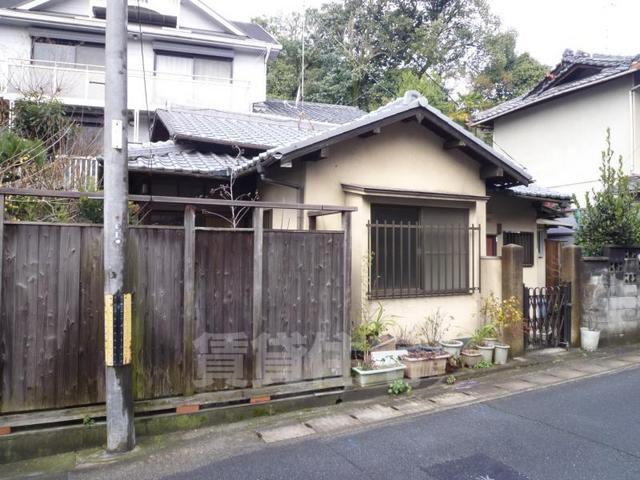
[232,21,279,46]
[508,184,572,201]
[153,108,333,150]
[471,50,640,125]
[128,140,253,176]
[253,99,367,125]
[256,91,533,185]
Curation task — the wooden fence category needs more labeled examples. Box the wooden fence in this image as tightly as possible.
[0,189,353,413]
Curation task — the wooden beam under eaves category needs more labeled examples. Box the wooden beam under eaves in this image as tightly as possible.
[443,139,466,150]
[358,127,381,138]
[480,165,504,179]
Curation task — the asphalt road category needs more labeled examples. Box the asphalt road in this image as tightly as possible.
[164,366,640,480]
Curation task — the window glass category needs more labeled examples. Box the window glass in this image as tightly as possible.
[155,54,193,76]
[33,41,75,64]
[76,44,105,69]
[194,57,232,80]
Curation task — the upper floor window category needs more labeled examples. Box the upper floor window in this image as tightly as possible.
[32,38,105,69]
[155,53,232,81]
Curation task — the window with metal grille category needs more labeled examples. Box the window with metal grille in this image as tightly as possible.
[368,205,481,299]
[503,231,534,267]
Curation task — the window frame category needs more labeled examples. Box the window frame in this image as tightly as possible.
[503,231,535,267]
[153,52,233,81]
[368,203,479,299]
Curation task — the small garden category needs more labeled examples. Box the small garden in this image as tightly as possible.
[351,294,523,389]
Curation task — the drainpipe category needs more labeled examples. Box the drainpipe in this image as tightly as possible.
[630,83,640,173]
[257,161,304,229]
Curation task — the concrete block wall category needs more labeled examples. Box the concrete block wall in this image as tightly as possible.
[582,251,640,345]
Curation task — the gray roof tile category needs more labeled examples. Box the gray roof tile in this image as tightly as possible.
[471,50,640,125]
[154,108,332,149]
[508,184,572,201]
[128,140,253,176]
[253,99,366,124]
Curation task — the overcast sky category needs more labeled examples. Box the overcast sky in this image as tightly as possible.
[213,0,640,66]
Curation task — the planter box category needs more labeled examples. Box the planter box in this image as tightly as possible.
[461,349,482,368]
[352,364,405,387]
[402,353,451,379]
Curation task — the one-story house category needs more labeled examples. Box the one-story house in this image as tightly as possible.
[123,92,570,336]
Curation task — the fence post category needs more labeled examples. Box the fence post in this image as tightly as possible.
[501,244,524,356]
[252,208,264,388]
[182,205,196,396]
[560,245,582,347]
[342,211,352,385]
[0,194,4,396]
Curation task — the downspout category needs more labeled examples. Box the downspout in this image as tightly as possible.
[256,160,304,229]
[630,82,640,173]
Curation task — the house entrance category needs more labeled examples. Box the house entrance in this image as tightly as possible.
[523,284,571,350]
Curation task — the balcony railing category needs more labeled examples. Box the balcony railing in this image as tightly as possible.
[0,58,253,112]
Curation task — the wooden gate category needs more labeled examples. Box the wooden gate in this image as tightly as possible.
[523,284,571,350]
[545,239,562,287]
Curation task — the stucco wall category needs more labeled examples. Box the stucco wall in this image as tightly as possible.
[259,121,489,337]
[487,193,545,288]
[481,256,502,301]
[492,76,634,200]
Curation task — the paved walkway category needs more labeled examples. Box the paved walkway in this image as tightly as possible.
[4,346,640,479]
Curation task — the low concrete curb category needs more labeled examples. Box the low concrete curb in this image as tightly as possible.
[2,344,639,465]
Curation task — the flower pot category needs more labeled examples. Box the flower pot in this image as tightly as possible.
[581,327,601,352]
[483,337,498,347]
[461,349,482,368]
[493,344,510,365]
[439,339,463,357]
[476,344,494,363]
[352,364,406,387]
[401,352,451,379]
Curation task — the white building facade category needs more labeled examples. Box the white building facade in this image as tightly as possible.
[471,51,640,201]
[0,0,281,142]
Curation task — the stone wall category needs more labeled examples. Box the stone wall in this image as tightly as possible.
[582,247,640,345]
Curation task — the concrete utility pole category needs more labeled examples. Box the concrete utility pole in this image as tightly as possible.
[103,0,135,452]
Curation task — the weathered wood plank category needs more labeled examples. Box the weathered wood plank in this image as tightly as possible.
[252,208,264,388]
[342,212,352,384]
[183,206,196,396]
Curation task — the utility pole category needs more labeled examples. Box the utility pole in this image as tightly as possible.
[103,0,135,452]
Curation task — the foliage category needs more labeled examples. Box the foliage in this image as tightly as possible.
[0,130,47,182]
[473,359,493,369]
[417,309,452,346]
[395,324,417,346]
[82,415,95,426]
[256,1,546,116]
[480,293,523,340]
[468,323,498,348]
[445,375,456,385]
[352,302,396,365]
[12,94,76,154]
[574,129,640,255]
[388,379,412,395]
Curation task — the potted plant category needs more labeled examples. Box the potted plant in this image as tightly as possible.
[460,347,482,368]
[351,304,405,386]
[470,324,497,364]
[581,317,601,352]
[481,294,523,364]
[399,310,451,379]
[440,338,464,357]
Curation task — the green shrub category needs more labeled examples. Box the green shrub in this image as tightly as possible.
[574,129,640,255]
[388,379,412,395]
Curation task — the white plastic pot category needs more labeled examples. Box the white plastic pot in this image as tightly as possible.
[581,327,601,352]
[493,344,510,365]
[483,337,498,347]
[439,339,463,357]
[477,345,494,363]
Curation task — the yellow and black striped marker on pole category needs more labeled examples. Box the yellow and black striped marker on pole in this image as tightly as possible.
[105,292,132,366]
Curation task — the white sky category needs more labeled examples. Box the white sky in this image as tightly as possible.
[214,0,640,66]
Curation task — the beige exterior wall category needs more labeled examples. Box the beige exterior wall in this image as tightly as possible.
[492,76,634,200]
[481,256,502,301]
[486,194,545,288]
[260,121,491,338]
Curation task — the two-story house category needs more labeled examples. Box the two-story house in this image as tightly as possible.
[470,50,640,202]
[0,0,281,144]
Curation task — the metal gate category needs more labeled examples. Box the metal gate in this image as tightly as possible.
[523,284,571,349]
